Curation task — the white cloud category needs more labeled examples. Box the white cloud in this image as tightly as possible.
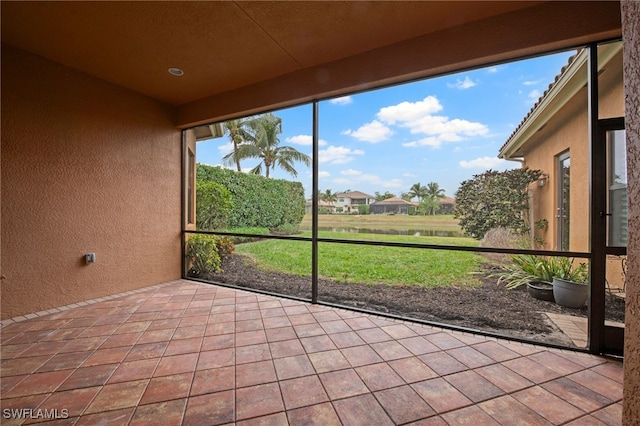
[341,169,362,176]
[285,134,327,146]
[318,145,365,164]
[342,120,393,143]
[330,96,353,105]
[318,171,331,178]
[459,156,514,169]
[487,66,501,73]
[447,76,477,90]
[523,79,542,86]
[402,172,417,178]
[217,142,234,155]
[376,96,442,124]
[528,89,542,100]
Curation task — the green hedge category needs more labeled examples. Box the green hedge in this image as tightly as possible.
[197,164,305,231]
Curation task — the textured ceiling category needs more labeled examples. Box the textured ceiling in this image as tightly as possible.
[1,1,542,106]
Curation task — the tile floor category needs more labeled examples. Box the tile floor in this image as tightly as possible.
[0,280,624,425]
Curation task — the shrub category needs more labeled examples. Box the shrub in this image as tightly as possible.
[357,204,370,215]
[196,181,233,230]
[185,234,236,275]
[454,168,542,239]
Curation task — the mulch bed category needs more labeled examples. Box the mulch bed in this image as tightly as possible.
[200,254,626,347]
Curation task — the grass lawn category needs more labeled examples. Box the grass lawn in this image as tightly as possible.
[234,231,482,288]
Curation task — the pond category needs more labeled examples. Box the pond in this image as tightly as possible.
[302,226,462,238]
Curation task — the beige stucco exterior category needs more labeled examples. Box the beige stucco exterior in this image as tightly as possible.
[1,46,182,319]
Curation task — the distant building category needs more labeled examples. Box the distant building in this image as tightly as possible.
[334,191,376,213]
[438,196,456,214]
[370,197,417,215]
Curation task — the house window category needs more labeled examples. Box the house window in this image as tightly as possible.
[608,129,627,247]
[557,151,570,251]
[338,198,344,202]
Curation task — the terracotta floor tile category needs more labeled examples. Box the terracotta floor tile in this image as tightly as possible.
[154,353,198,377]
[564,415,609,425]
[475,364,534,393]
[341,345,383,367]
[528,351,584,375]
[100,332,143,349]
[273,355,315,380]
[58,364,118,390]
[269,339,306,359]
[201,334,235,351]
[265,326,297,343]
[1,356,52,376]
[397,336,440,356]
[79,324,119,338]
[39,386,101,418]
[388,357,438,383]
[312,311,341,322]
[179,314,209,327]
[164,337,202,356]
[262,316,291,329]
[236,319,264,333]
[206,321,235,336]
[261,307,286,318]
[283,305,310,316]
[1,343,33,359]
[84,379,148,414]
[108,358,159,383]
[356,363,405,391]
[280,375,329,410]
[36,352,91,373]
[381,324,419,339]
[566,370,624,402]
[411,378,472,414]
[208,312,235,324]
[236,310,262,321]
[319,320,351,334]
[293,323,325,338]
[418,351,468,376]
[319,369,369,400]
[236,360,277,388]
[356,328,392,344]
[502,357,563,384]
[124,342,169,361]
[300,335,337,354]
[237,412,288,425]
[376,384,436,424]
[137,329,175,345]
[147,318,181,331]
[19,341,69,358]
[236,343,271,365]
[472,340,520,362]
[441,405,501,425]
[286,402,341,426]
[478,395,551,425]
[130,398,186,426]
[542,377,613,412]
[191,366,235,396]
[183,391,235,425]
[513,385,585,423]
[139,372,192,405]
[74,407,134,425]
[344,317,377,331]
[288,313,317,326]
[82,346,130,367]
[423,332,465,350]
[172,325,206,340]
[444,370,504,403]
[333,394,394,425]
[591,362,624,383]
[196,348,235,370]
[0,375,27,395]
[308,350,351,373]
[370,340,413,361]
[3,369,74,398]
[447,346,495,369]
[236,382,284,421]
[592,402,623,425]
[329,331,366,349]
[235,330,267,347]
[115,321,151,335]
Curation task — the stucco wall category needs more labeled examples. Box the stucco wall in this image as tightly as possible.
[1,46,182,319]
[622,1,640,424]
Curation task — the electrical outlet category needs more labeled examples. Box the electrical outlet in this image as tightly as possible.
[85,253,96,264]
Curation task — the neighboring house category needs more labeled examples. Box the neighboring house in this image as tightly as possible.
[498,41,625,288]
[305,199,335,214]
[370,197,417,215]
[334,191,376,213]
[438,196,456,214]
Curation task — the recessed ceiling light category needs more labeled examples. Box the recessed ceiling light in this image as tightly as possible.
[168,67,184,76]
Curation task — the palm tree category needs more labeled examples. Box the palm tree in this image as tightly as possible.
[222,119,252,172]
[425,182,445,215]
[408,183,428,202]
[231,114,311,178]
[321,189,338,203]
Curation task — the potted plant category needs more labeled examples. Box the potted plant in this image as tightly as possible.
[552,257,589,308]
[492,255,556,301]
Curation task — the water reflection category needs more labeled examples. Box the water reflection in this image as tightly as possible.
[308,226,461,237]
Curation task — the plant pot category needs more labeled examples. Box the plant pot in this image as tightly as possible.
[552,277,588,308]
[527,281,554,302]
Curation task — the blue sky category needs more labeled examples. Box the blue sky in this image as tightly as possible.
[197,49,574,199]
